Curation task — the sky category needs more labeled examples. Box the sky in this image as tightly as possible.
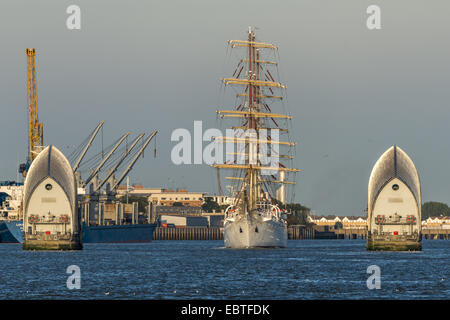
[1,0,450,216]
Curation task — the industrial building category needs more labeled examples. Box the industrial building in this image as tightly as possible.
[116,185,163,198]
[308,216,367,230]
[367,145,421,251]
[204,195,235,206]
[23,145,82,250]
[422,216,450,229]
[159,215,209,228]
[156,205,203,216]
[158,214,224,228]
[116,187,210,207]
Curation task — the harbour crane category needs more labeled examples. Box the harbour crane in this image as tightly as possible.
[20,49,44,176]
[72,120,105,172]
[83,132,130,187]
[109,130,158,192]
[92,133,145,194]
[26,48,44,161]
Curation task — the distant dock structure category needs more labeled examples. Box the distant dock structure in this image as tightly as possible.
[367,145,421,251]
[23,146,82,250]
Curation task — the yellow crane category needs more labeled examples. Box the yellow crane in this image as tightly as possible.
[26,48,43,162]
[19,49,44,177]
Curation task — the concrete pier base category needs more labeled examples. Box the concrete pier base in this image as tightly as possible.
[23,235,82,251]
[23,241,82,251]
[366,235,421,251]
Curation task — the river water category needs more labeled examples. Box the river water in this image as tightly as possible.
[0,239,448,299]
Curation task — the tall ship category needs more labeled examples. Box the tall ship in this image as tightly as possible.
[213,27,299,248]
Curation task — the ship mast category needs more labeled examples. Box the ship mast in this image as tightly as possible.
[213,27,299,211]
[248,27,256,210]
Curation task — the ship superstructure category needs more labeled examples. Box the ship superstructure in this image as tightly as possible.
[213,28,299,248]
[0,182,24,243]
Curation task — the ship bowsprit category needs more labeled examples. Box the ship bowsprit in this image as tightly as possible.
[224,214,287,248]
[23,145,82,250]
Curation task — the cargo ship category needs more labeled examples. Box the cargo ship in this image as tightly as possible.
[79,200,157,243]
[0,181,24,243]
[0,220,23,243]
[77,129,159,243]
[212,27,299,248]
[0,220,156,244]
[82,222,156,243]
[0,181,156,244]
[0,217,157,244]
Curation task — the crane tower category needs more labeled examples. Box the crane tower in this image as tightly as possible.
[19,49,44,177]
[26,48,44,162]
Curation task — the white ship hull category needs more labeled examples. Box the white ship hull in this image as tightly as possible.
[224,214,287,248]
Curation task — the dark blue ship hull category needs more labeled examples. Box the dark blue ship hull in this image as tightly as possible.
[0,221,156,244]
[0,221,23,243]
[81,223,156,243]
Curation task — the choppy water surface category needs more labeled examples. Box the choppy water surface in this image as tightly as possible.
[0,240,448,299]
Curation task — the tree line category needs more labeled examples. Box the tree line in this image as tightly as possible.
[421,201,450,220]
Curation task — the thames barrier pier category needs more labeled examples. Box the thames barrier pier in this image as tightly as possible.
[23,146,82,250]
[367,145,421,251]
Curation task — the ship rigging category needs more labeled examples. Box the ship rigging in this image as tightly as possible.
[214,27,298,211]
[214,27,299,248]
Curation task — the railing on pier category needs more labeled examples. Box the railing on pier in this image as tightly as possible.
[151,226,450,240]
[153,227,224,240]
[422,229,450,240]
[333,228,367,240]
[153,226,316,240]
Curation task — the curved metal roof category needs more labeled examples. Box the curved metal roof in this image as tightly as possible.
[368,145,421,214]
[23,145,76,213]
